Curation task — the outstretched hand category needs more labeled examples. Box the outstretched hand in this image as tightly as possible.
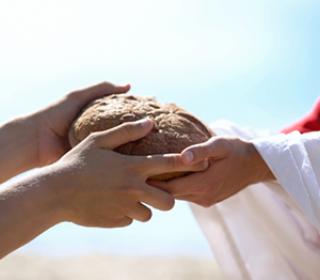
[149,136,275,207]
[52,118,207,227]
[0,118,207,258]
[33,82,130,167]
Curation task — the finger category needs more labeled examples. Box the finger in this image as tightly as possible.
[174,194,198,202]
[127,203,152,222]
[148,172,204,196]
[138,154,209,177]
[69,81,130,102]
[173,193,215,208]
[138,184,175,211]
[181,137,227,165]
[175,188,223,207]
[153,189,205,207]
[114,216,134,227]
[94,118,154,149]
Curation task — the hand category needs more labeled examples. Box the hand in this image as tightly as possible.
[51,119,207,227]
[0,119,207,258]
[149,136,275,207]
[32,82,130,167]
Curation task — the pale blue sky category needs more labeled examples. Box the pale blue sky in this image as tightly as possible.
[0,0,319,257]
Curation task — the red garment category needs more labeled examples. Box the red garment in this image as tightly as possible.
[282,98,320,134]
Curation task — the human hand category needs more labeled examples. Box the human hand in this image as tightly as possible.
[32,82,130,167]
[50,119,207,227]
[0,118,207,258]
[149,136,275,207]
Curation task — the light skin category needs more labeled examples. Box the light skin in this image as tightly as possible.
[150,135,275,207]
[0,82,131,183]
[0,82,206,259]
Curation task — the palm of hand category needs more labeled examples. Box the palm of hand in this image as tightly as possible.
[37,122,71,166]
[34,82,130,167]
[198,157,250,205]
[165,156,248,207]
[149,138,255,207]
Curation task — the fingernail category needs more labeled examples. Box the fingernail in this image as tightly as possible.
[138,118,153,128]
[182,151,194,164]
[202,159,209,169]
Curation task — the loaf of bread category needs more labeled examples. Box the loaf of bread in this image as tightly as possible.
[69,94,211,180]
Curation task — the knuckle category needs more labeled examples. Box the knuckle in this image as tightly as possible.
[100,81,109,87]
[88,131,100,139]
[66,90,80,100]
[141,210,152,222]
[101,81,113,88]
[114,217,133,227]
[204,146,212,155]
[167,156,179,170]
[123,218,133,226]
[162,197,175,211]
[197,144,209,155]
[200,199,213,208]
[191,146,210,161]
[86,132,101,144]
[215,137,230,151]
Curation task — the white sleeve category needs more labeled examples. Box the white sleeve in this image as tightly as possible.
[253,131,320,228]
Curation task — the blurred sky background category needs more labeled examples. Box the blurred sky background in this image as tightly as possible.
[0,0,319,258]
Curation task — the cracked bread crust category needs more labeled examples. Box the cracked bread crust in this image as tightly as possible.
[68,94,211,180]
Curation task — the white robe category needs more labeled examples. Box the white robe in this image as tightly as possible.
[191,121,320,280]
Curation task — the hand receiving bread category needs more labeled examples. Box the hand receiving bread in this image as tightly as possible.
[51,118,207,226]
[0,82,208,258]
[150,136,275,207]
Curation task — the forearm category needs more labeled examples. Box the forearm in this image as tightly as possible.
[0,115,38,183]
[209,125,274,185]
[0,167,64,258]
[246,141,275,184]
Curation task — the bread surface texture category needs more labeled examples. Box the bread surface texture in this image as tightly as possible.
[69,94,211,180]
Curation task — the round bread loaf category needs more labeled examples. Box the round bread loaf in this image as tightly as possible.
[69,94,211,181]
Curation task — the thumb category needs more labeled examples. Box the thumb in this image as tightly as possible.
[67,82,131,107]
[94,118,154,149]
[181,137,226,165]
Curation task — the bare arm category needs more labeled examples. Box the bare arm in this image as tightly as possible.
[0,167,62,258]
[0,82,207,258]
[0,117,38,183]
[0,119,206,259]
[0,82,131,184]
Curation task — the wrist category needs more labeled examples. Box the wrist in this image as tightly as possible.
[30,165,72,224]
[16,114,42,168]
[39,163,78,222]
[0,115,39,182]
[245,141,275,184]
[1,167,66,228]
[0,167,65,258]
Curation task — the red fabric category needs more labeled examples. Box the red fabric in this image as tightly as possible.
[282,98,320,134]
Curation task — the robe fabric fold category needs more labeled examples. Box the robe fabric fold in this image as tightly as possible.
[191,120,320,280]
[254,131,320,229]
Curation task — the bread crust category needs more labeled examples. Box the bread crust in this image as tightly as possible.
[69,94,211,180]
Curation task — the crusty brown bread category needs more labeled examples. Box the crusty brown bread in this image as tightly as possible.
[68,94,211,180]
